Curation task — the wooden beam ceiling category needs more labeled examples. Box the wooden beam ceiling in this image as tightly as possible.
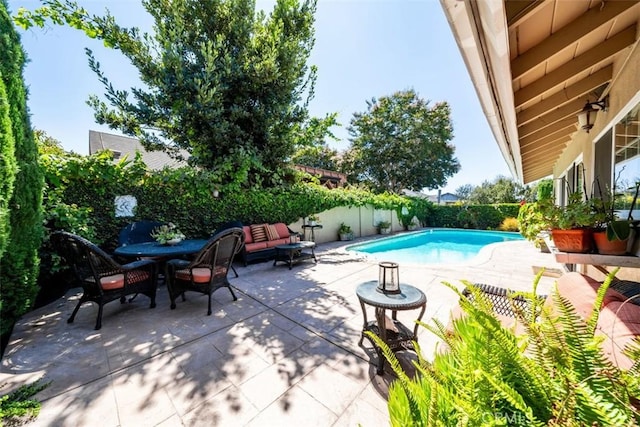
[516,66,612,125]
[519,117,577,147]
[511,1,636,79]
[514,25,636,108]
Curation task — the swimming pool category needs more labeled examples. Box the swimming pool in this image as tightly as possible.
[346,229,523,265]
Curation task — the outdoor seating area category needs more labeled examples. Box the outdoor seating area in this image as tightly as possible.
[0,238,565,425]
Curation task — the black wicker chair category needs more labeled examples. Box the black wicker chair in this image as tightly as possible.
[462,283,546,319]
[166,227,244,315]
[211,220,244,278]
[51,231,157,330]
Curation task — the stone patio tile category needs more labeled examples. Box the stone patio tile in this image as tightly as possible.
[181,385,259,427]
[296,363,367,416]
[238,357,313,411]
[245,384,337,427]
[28,376,119,427]
[333,396,389,427]
[217,350,271,387]
[169,339,225,376]
[110,368,178,427]
[164,370,232,417]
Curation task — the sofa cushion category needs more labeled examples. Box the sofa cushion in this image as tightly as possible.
[266,238,289,248]
[245,241,268,252]
[243,226,253,244]
[274,223,290,239]
[265,224,280,241]
[250,224,268,242]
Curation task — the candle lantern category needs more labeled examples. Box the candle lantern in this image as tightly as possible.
[377,261,400,294]
[290,233,299,244]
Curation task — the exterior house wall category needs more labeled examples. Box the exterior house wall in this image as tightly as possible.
[553,43,640,282]
[553,43,640,198]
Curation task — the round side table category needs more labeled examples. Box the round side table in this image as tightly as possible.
[356,280,427,375]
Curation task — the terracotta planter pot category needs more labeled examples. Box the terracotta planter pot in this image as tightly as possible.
[551,228,594,253]
[593,230,629,255]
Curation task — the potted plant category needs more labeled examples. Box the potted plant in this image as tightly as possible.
[307,214,320,226]
[377,220,392,235]
[591,185,634,255]
[548,192,597,253]
[338,223,354,241]
[151,223,185,245]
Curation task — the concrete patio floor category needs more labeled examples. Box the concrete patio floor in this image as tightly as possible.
[0,235,565,426]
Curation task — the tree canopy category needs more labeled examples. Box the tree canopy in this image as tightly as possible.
[342,89,459,194]
[16,0,334,187]
[461,175,526,204]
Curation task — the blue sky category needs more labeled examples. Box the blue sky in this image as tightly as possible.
[8,0,511,194]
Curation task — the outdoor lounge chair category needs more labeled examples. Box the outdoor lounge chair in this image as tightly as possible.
[165,227,244,315]
[51,231,157,330]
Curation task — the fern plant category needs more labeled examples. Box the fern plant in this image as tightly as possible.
[368,271,640,426]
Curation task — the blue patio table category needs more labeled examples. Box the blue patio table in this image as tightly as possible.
[356,281,426,375]
[114,239,209,259]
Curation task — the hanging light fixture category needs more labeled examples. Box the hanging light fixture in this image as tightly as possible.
[577,99,606,133]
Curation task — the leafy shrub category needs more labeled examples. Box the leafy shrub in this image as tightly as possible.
[499,217,519,231]
[370,273,640,426]
[0,380,49,425]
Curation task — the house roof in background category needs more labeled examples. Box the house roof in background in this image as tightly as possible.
[88,130,190,170]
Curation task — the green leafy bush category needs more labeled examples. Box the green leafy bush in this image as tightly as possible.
[0,380,49,425]
[371,272,640,426]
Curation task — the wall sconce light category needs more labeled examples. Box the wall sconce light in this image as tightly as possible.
[377,261,400,294]
[577,99,606,133]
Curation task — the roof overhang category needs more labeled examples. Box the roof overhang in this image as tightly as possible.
[440,0,640,184]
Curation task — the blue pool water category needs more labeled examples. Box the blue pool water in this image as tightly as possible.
[347,229,523,265]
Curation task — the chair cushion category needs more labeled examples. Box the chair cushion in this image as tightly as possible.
[243,226,253,244]
[86,271,151,290]
[175,268,211,283]
[274,223,290,239]
[250,224,268,242]
[99,274,125,290]
[265,224,280,241]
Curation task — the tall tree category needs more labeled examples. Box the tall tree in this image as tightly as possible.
[468,175,524,204]
[291,143,339,170]
[0,0,44,335]
[344,89,459,193]
[16,0,332,187]
[455,184,473,201]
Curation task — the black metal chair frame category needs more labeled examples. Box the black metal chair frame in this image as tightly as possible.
[166,227,244,315]
[462,283,546,319]
[51,231,157,330]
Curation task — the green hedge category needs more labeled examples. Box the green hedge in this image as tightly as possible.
[427,204,520,229]
[0,1,44,336]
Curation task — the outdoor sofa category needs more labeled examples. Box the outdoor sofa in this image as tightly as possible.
[241,222,297,265]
